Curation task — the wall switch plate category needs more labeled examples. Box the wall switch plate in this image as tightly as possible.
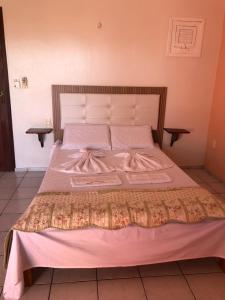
[45,118,52,128]
[13,79,21,88]
[21,77,28,88]
[13,77,28,89]
[212,139,217,149]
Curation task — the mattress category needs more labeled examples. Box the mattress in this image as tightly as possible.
[3,144,225,300]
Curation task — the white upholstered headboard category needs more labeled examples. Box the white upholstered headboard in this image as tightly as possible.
[52,85,167,148]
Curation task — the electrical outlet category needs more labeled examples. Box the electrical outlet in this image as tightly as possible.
[212,139,217,149]
[45,118,52,128]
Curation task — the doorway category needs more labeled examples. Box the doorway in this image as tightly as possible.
[0,7,15,171]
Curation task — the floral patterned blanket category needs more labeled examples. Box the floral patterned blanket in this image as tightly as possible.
[12,187,225,232]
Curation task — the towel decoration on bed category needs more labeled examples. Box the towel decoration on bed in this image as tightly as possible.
[126,172,172,184]
[114,151,173,172]
[54,150,114,174]
[53,150,173,174]
[10,187,225,232]
[71,174,122,187]
[70,173,171,187]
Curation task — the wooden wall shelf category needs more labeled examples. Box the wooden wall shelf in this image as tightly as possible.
[26,128,53,147]
[164,128,190,147]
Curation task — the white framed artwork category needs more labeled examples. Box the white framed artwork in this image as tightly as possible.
[166,17,205,57]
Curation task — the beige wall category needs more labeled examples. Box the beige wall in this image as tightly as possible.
[0,0,224,169]
[205,15,225,182]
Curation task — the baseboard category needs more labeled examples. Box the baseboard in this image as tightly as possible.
[14,168,27,172]
[180,165,204,169]
[15,167,47,172]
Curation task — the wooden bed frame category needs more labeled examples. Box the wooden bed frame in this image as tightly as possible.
[23,84,225,286]
[23,260,225,286]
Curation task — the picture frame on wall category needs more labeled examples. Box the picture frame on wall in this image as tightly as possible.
[166,17,205,57]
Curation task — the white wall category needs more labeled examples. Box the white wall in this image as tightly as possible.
[1,0,224,168]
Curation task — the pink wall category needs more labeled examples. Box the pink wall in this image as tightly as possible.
[0,0,224,169]
[205,15,225,182]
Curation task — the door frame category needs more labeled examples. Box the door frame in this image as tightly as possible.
[0,7,15,171]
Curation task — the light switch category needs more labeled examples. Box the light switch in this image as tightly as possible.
[21,77,28,89]
[13,79,21,88]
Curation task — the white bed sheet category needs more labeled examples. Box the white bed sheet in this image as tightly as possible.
[3,144,225,300]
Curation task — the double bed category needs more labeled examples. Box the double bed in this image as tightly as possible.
[3,85,225,300]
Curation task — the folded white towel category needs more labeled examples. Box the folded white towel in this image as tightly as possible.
[126,172,172,184]
[115,151,173,172]
[71,174,122,187]
[55,150,114,174]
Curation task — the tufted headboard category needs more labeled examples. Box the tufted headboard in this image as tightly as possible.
[52,85,167,148]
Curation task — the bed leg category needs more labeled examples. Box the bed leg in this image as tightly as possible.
[219,259,225,272]
[24,269,33,286]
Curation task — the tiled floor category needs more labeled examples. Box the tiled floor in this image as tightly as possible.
[0,168,225,299]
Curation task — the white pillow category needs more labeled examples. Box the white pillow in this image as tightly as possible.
[110,125,154,150]
[62,124,111,150]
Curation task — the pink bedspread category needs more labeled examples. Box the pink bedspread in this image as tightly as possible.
[3,145,225,300]
[4,221,225,299]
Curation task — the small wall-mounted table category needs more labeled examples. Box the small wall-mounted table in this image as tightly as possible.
[26,128,53,148]
[164,128,190,147]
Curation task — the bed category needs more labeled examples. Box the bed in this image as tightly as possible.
[3,85,225,300]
